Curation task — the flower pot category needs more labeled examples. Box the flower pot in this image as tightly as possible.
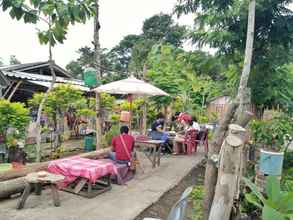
[84,135,95,152]
[259,149,284,176]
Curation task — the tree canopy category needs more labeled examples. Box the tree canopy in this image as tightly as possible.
[175,0,293,109]
[66,13,187,78]
[1,0,96,47]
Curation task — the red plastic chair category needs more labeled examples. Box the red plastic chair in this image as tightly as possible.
[184,129,198,155]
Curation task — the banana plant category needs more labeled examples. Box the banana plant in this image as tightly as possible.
[243,176,293,220]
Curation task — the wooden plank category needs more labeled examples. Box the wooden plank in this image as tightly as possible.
[51,184,60,207]
[16,183,31,209]
[73,178,87,194]
[7,80,22,101]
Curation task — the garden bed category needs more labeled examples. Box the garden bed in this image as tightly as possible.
[135,161,205,220]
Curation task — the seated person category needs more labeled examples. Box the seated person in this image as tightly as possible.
[192,116,200,131]
[109,126,134,165]
[173,119,195,154]
[150,113,166,140]
[170,112,182,132]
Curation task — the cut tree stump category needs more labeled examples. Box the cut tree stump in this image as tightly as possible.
[209,124,247,220]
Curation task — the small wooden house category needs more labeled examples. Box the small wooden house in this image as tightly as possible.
[207,95,257,121]
[207,96,231,121]
[0,61,89,102]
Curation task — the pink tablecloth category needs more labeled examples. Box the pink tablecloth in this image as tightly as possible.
[48,157,118,187]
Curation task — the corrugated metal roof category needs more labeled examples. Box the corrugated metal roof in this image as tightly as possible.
[0,62,47,71]
[28,80,90,92]
[2,70,84,86]
[0,70,10,87]
[0,61,72,78]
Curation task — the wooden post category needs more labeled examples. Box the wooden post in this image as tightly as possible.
[7,80,22,101]
[94,0,102,149]
[128,94,133,131]
[203,102,239,219]
[209,124,246,220]
[3,82,13,98]
[142,100,147,135]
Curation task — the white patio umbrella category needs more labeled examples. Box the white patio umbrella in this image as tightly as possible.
[94,76,168,96]
[93,76,169,130]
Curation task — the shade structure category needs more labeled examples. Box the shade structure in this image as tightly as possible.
[93,76,169,133]
[93,76,169,96]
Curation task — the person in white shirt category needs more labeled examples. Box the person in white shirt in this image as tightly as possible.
[192,116,200,131]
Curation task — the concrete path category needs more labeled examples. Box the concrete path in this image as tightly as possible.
[1,150,204,220]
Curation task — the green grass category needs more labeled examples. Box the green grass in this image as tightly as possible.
[0,163,12,172]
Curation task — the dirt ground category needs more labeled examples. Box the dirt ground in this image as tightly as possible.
[135,161,205,220]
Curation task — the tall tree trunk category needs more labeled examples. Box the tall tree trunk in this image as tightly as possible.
[94,0,102,149]
[205,1,256,219]
[238,0,255,111]
[35,37,56,162]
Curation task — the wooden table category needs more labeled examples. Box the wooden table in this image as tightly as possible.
[135,140,164,168]
[16,172,64,209]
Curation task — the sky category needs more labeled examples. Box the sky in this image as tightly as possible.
[0,0,194,68]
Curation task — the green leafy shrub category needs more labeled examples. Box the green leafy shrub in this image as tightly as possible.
[243,176,293,220]
[102,124,119,148]
[110,114,120,122]
[190,186,204,220]
[0,99,30,144]
[249,114,293,151]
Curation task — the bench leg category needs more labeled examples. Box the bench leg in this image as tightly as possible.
[51,184,60,207]
[17,183,31,209]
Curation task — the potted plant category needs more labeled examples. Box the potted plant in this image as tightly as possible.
[250,113,293,176]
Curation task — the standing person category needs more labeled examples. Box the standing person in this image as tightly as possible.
[109,126,135,164]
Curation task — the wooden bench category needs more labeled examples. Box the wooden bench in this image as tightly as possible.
[16,172,64,209]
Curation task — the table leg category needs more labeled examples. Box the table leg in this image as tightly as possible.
[16,182,31,209]
[51,184,60,207]
[157,145,162,166]
[35,183,42,195]
[152,146,156,168]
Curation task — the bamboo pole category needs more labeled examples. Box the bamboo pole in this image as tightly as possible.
[7,80,22,101]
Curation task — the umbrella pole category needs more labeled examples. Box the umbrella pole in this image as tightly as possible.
[129,96,132,132]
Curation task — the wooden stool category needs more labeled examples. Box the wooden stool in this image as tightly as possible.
[17,172,64,209]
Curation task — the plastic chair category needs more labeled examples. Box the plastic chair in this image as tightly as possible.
[184,129,198,154]
[143,186,193,220]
